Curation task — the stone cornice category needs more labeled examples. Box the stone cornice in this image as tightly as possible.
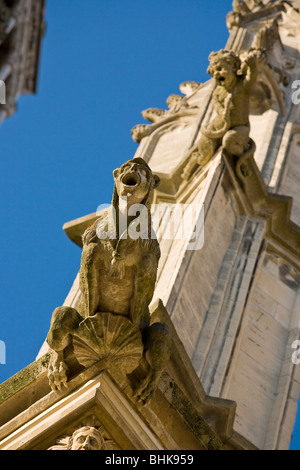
[0,300,241,450]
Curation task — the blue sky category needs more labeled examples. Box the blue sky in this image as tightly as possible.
[0,0,299,450]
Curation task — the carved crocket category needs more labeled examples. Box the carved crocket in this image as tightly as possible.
[46,158,172,404]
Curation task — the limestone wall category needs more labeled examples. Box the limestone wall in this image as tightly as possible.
[165,169,237,360]
[278,131,300,226]
[220,254,300,449]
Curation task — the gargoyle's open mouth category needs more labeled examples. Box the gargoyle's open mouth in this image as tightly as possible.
[121,172,140,187]
[218,76,225,83]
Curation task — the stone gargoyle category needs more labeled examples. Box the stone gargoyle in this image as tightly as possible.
[182,48,263,181]
[46,158,172,404]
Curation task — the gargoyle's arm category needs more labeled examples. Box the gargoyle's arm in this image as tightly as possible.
[212,88,227,115]
[130,246,160,330]
[202,90,232,139]
[82,211,113,246]
[243,51,260,90]
[82,221,99,246]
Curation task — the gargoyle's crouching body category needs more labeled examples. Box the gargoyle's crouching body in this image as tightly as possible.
[182,49,261,181]
[47,158,172,404]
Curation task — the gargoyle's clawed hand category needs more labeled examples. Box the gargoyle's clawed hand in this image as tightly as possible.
[134,370,160,405]
[48,351,68,392]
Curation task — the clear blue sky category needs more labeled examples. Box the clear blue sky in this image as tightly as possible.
[0,0,299,450]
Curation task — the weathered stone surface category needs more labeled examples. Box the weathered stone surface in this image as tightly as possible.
[33,0,300,451]
[221,255,298,449]
[46,158,172,405]
[48,417,121,450]
[72,312,143,371]
[0,316,237,450]
[181,48,263,181]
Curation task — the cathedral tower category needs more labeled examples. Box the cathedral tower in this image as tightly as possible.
[1,0,300,451]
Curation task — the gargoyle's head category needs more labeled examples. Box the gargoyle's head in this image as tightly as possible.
[112,158,160,208]
[207,50,241,89]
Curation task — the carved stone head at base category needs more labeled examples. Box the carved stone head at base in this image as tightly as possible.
[69,426,105,451]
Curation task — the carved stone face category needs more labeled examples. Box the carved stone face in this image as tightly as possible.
[71,427,104,450]
[210,59,237,89]
[113,160,159,206]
